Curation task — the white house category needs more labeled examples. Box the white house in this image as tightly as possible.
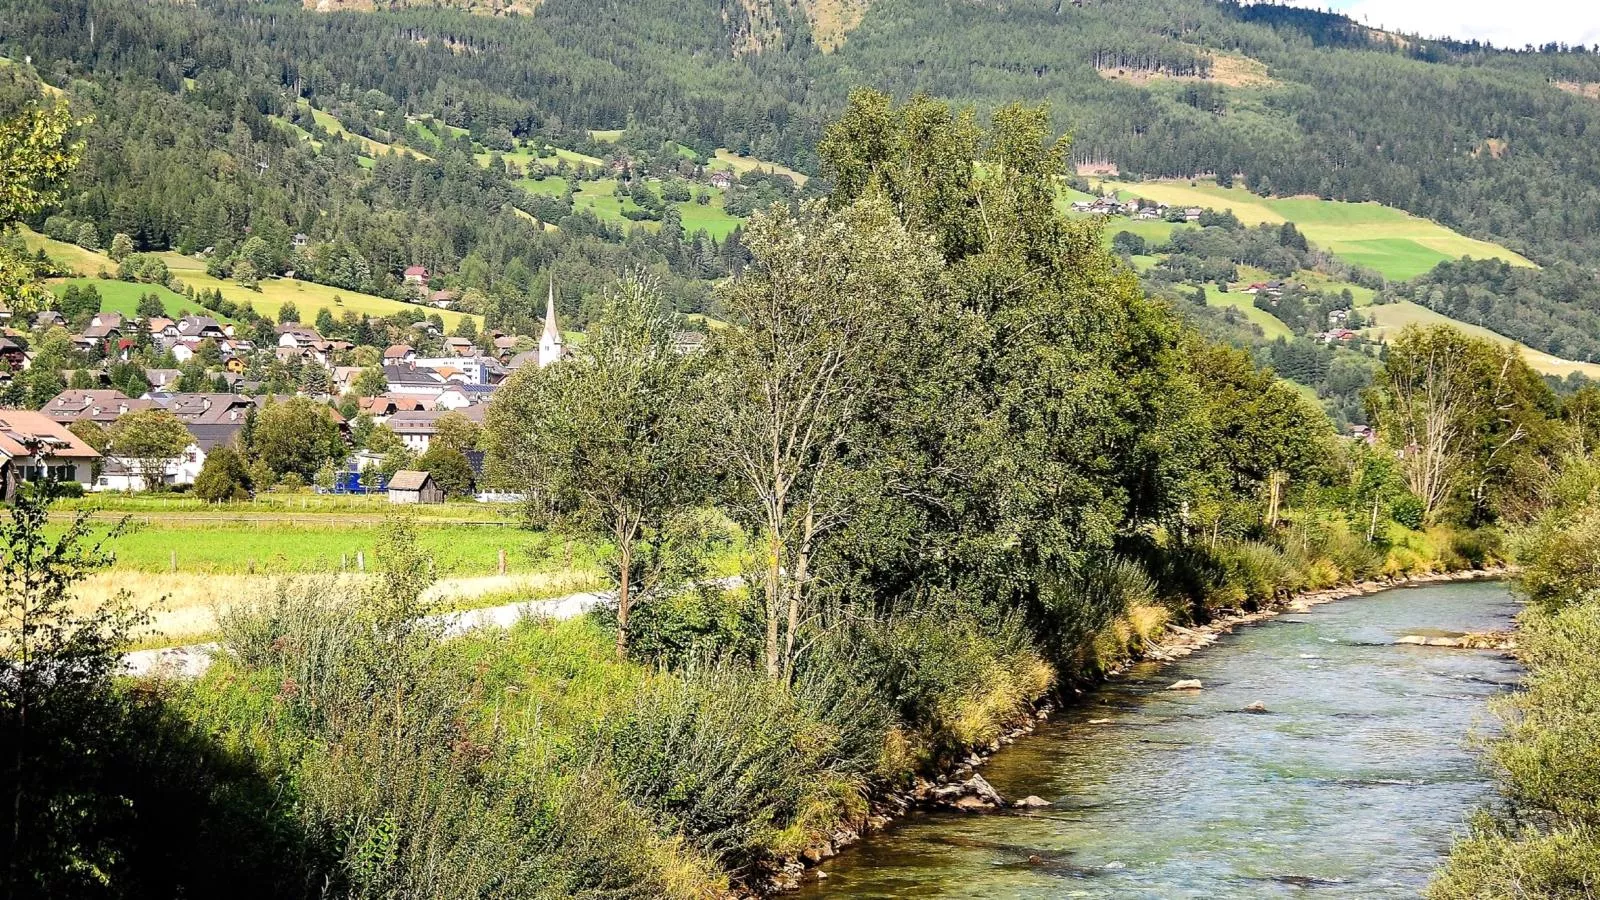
[0,410,100,499]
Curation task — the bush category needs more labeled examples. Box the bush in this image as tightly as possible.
[1429,817,1600,900]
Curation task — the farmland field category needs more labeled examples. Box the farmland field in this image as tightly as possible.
[1361,301,1600,379]
[22,228,479,328]
[1094,178,1534,281]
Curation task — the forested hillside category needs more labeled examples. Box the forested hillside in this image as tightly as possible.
[4,0,1600,347]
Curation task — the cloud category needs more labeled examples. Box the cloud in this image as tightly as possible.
[1279,1,1600,48]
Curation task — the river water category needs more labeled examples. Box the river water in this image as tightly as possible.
[800,580,1521,899]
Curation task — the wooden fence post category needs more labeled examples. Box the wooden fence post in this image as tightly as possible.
[498,548,506,576]
[357,550,365,572]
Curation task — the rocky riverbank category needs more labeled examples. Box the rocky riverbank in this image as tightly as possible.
[763,565,1514,893]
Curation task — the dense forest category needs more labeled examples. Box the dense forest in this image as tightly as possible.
[1384,258,1600,363]
[4,0,1600,338]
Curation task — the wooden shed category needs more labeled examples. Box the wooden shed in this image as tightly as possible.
[387,469,444,504]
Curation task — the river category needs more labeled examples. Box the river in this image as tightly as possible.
[800,579,1522,899]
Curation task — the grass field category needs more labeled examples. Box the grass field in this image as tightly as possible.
[48,277,204,320]
[711,149,809,186]
[1204,284,1294,339]
[568,179,746,239]
[1094,178,1534,281]
[77,519,587,576]
[21,227,479,328]
[1361,301,1600,379]
[300,102,429,161]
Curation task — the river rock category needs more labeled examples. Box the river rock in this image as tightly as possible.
[1394,635,1429,645]
[1169,679,1204,690]
[1243,701,1269,713]
[1014,795,1052,808]
[965,773,1006,807]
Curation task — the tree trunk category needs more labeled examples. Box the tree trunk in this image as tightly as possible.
[615,537,632,659]
[782,505,815,685]
[764,529,782,678]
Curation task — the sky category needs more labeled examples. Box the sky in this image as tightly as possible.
[1283,1,1600,48]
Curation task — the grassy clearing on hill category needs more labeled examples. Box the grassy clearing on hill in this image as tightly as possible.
[710,149,809,186]
[1094,178,1533,281]
[1363,301,1600,379]
[300,102,429,161]
[1203,284,1294,338]
[47,277,191,319]
[569,179,746,239]
[21,227,477,328]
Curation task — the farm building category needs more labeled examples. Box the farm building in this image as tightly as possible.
[388,470,444,504]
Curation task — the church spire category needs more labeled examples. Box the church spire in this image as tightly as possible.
[538,279,563,368]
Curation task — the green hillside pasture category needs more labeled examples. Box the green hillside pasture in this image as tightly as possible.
[1205,284,1293,339]
[1095,179,1534,281]
[48,278,195,320]
[21,229,477,328]
[1363,301,1600,380]
[162,260,479,329]
[300,102,429,161]
[517,175,570,196]
[589,129,624,142]
[711,149,809,186]
[571,179,745,239]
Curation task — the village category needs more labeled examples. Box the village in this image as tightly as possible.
[0,282,706,504]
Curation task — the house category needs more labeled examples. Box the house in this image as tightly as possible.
[429,290,458,310]
[436,383,497,410]
[1327,309,1349,326]
[292,232,309,250]
[0,410,99,499]
[96,416,247,492]
[332,366,364,396]
[76,313,125,352]
[0,336,28,369]
[382,344,416,366]
[276,324,323,350]
[382,364,447,399]
[413,355,504,386]
[505,349,539,373]
[672,331,707,355]
[34,311,66,330]
[386,406,486,453]
[176,315,226,340]
[387,469,443,504]
[1317,328,1358,344]
[1184,207,1203,222]
[43,389,152,426]
[143,368,182,393]
[403,265,429,285]
[708,171,733,190]
[158,392,257,427]
[360,394,430,419]
[441,336,475,357]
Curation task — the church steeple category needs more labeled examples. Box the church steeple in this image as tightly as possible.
[538,279,563,368]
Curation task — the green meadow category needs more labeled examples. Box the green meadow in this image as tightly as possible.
[22,228,479,329]
[1094,178,1534,281]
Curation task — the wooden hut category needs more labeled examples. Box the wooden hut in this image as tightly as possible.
[387,469,444,504]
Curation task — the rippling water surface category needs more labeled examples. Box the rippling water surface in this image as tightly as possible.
[800,580,1521,899]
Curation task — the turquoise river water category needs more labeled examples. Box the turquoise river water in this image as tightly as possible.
[799,580,1522,899]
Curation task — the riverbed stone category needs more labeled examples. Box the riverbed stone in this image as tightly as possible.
[1015,795,1052,808]
[1244,701,1269,713]
[965,773,1006,807]
[1169,679,1204,690]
